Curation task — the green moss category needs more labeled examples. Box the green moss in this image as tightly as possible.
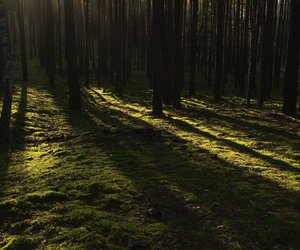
[24,191,68,204]
[1,61,299,249]
[1,236,35,250]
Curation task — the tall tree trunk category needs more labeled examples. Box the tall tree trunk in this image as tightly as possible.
[173,0,184,108]
[17,0,28,82]
[0,0,13,151]
[57,0,63,75]
[282,0,300,117]
[84,0,90,88]
[214,0,224,101]
[189,0,199,96]
[152,0,164,115]
[46,0,56,88]
[65,0,81,110]
[259,0,275,106]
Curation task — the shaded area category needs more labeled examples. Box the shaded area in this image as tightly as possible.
[0,82,27,195]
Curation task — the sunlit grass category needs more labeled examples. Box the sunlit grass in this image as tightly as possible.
[88,87,300,192]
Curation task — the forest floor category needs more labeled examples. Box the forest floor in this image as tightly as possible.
[0,62,300,249]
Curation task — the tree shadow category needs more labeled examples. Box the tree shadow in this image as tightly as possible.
[0,151,10,196]
[0,83,27,195]
[179,103,300,140]
[162,115,300,175]
[108,86,299,141]
[11,82,28,150]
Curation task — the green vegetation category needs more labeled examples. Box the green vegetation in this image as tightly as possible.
[0,63,299,249]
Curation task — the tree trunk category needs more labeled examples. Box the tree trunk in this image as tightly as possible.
[189,0,199,96]
[0,0,13,151]
[282,0,300,117]
[65,0,81,110]
[152,0,164,115]
[214,0,224,101]
[17,0,28,82]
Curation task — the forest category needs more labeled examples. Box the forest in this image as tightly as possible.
[0,0,299,249]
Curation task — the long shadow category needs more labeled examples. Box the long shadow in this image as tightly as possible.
[107,87,300,141]
[88,90,300,173]
[91,88,300,162]
[49,85,300,249]
[179,102,300,141]
[0,151,10,196]
[0,83,27,195]
[11,82,28,150]
[163,115,300,175]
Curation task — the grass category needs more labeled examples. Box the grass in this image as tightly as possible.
[0,61,299,249]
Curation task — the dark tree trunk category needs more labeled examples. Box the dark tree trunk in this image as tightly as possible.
[17,0,28,82]
[259,0,275,106]
[57,0,63,75]
[152,0,164,115]
[282,0,300,117]
[189,0,199,96]
[214,0,224,101]
[84,0,90,88]
[46,0,56,88]
[0,0,13,151]
[65,0,81,110]
[173,0,184,108]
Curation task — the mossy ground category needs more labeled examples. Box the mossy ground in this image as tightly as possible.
[0,61,300,249]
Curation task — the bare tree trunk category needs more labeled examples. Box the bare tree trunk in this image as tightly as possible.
[17,0,28,82]
[0,0,13,151]
[214,0,224,101]
[65,0,81,110]
[84,0,90,88]
[282,0,300,117]
[152,0,164,115]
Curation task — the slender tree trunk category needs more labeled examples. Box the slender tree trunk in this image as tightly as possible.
[173,0,184,108]
[17,0,28,82]
[65,0,81,110]
[46,0,56,88]
[152,0,164,115]
[84,0,90,88]
[0,0,13,151]
[214,0,224,101]
[189,0,199,96]
[57,0,63,75]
